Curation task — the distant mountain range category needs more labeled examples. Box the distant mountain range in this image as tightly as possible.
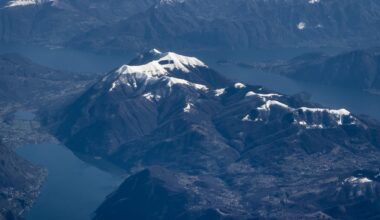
[1,0,380,52]
[253,47,380,94]
[47,49,380,219]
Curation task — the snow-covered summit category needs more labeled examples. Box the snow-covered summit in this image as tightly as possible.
[109,50,209,92]
[117,50,207,77]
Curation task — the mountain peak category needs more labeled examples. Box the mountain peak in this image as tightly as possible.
[119,50,207,77]
[108,51,213,92]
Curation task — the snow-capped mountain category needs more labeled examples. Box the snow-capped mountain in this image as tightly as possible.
[47,50,380,219]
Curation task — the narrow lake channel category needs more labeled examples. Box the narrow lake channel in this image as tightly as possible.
[16,144,124,220]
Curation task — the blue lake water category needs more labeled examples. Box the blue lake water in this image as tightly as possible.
[16,144,124,220]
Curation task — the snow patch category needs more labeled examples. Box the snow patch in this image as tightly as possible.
[166,77,208,91]
[183,103,193,113]
[215,88,226,97]
[344,177,373,184]
[308,0,320,4]
[299,107,351,125]
[6,0,55,7]
[257,100,291,111]
[143,92,161,102]
[242,114,252,122]
[150,48,162,55]
[297,22,306,30]
[234,83,246,89]
[246,91,282,99]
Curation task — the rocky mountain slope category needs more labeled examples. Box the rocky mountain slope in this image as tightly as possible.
[48,50,380,219]
[0,141,46,220]
[256,47,380,94]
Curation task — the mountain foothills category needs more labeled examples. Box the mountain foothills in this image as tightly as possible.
[255,47,380,94]
[1,0,380,51]
[46,50,380,219]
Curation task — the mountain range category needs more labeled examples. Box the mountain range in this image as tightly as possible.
[46,49,380,219]
[1,0,380,52]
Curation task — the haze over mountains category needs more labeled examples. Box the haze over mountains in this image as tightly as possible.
[46,50,380,219]
[1,0,380,52]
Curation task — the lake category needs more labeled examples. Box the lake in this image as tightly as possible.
[16,144,125,220]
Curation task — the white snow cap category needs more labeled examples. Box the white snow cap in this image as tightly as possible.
[344,177,373,184]
[110,50,209,92]
[116,50,207,76]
